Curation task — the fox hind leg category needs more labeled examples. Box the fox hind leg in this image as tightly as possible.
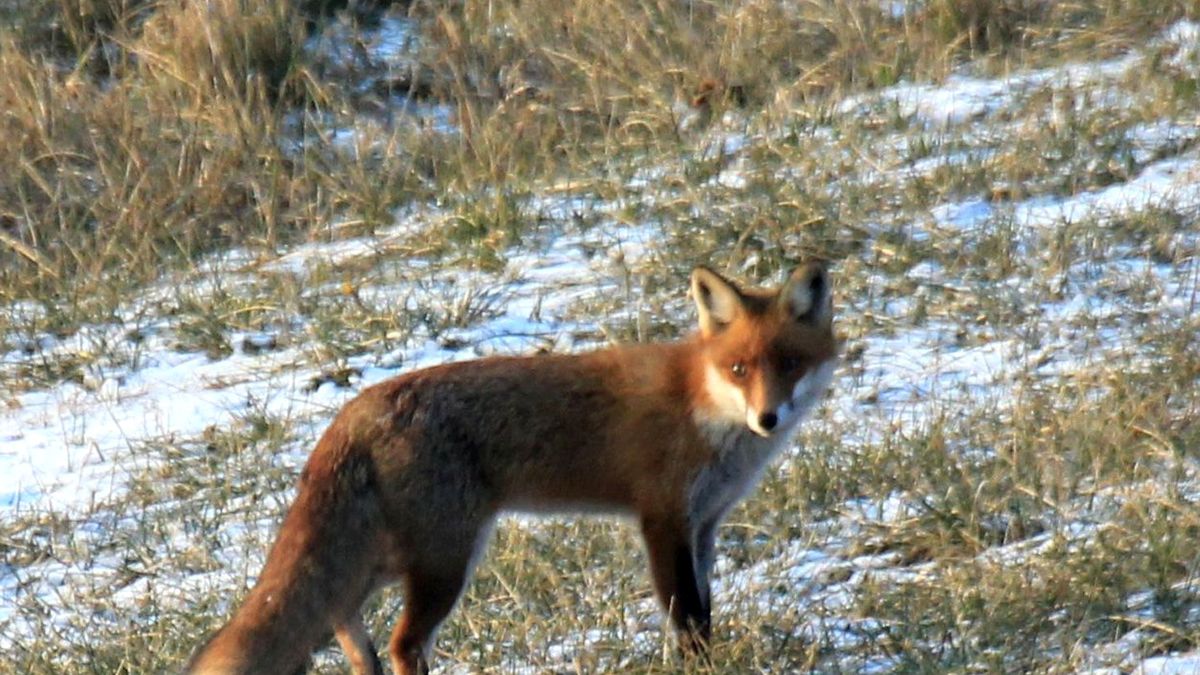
[388,519,493,675]
[388,562,473,675]
[334,616,384,675]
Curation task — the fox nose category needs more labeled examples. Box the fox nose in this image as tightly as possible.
[758,412,778,432]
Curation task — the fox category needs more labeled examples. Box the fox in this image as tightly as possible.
[185,263,839,675]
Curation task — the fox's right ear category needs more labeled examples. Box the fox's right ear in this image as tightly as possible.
[691,267,743,336]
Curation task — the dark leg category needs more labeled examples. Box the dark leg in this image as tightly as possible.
[641,514,711,653]
[388,525,486,675]
[693,518,720,614]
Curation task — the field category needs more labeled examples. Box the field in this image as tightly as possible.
[2,0,1199,672]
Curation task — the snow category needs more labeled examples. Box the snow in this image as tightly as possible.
[0,208,668,519]
[930,149,1200,234]
[1138,654,1200,675]
[838,51,1141,128]
[1,336,319,514]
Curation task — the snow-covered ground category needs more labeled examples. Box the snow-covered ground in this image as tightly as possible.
[3,17,1199,674]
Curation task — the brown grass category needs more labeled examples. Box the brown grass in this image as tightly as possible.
[2,0,1200,672]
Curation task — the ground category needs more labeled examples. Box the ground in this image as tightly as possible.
[1,2,1199,673]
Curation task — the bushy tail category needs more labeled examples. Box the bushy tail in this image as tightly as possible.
[185,423,385,674]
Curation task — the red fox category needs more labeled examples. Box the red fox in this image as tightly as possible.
[186,263,838,675]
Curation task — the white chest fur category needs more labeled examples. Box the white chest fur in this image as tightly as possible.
[687,360,836,526]
[687,422,791,526]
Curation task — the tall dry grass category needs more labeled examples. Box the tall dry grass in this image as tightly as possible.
[2,0,1196,316]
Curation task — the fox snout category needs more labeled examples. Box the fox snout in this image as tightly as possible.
[743,362,836,438]
[744,375,788,437]
[744,378,794,438]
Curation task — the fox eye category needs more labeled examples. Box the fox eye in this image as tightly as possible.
[730,361,747,378]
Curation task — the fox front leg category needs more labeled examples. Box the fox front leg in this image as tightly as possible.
[692,518,720,616]
[640,514,711,653]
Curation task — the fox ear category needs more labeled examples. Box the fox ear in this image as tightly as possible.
[691,267,743,336]
[781,262,831,324]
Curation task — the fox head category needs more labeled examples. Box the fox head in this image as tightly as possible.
[691,263,838,438]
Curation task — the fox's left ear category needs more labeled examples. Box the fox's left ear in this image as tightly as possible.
[781,262,831,324]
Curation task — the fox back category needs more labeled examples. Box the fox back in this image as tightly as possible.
[186,263,838,675]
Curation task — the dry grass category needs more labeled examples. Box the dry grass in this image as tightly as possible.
[2,0,1194,315]
[3,0,1200,673]
[0,0,425,329]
